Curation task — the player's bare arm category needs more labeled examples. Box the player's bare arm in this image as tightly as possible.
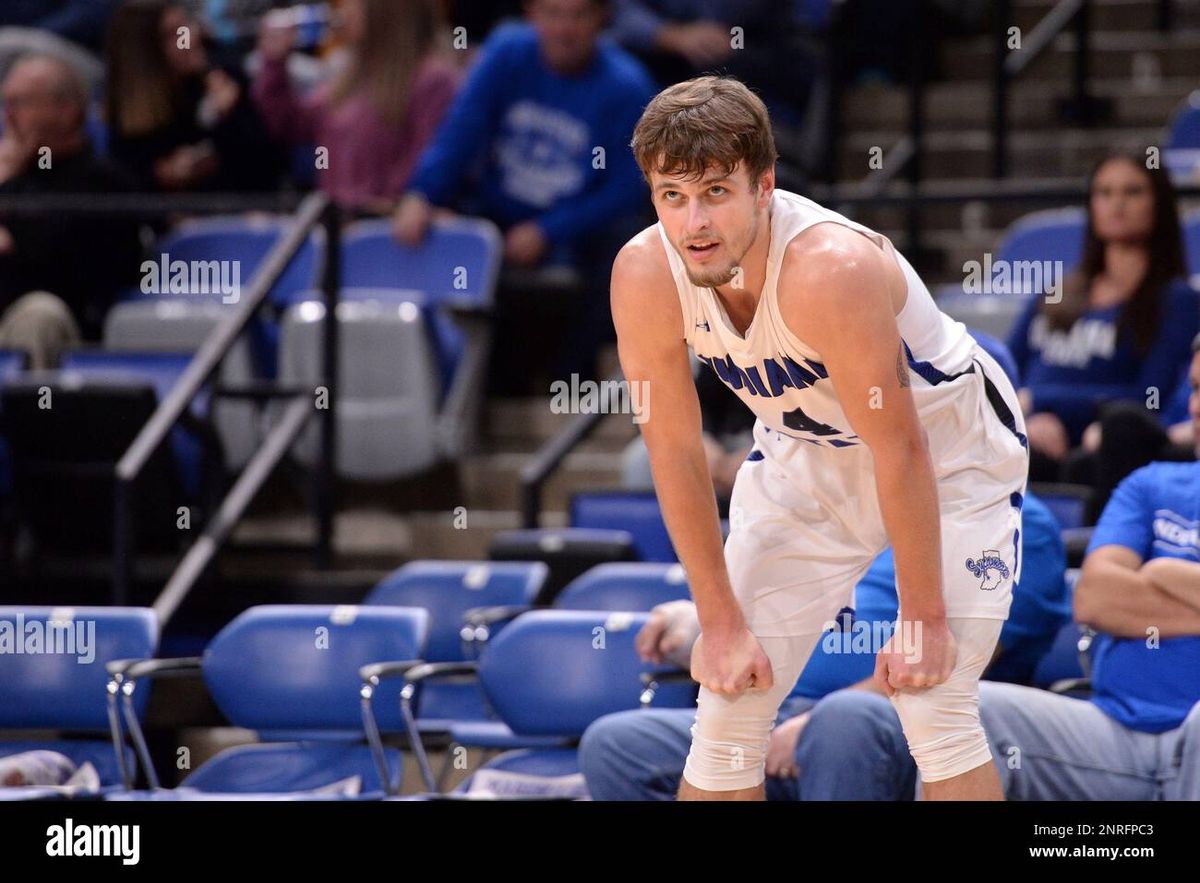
[777,223,957,690]
[611,230,773,697]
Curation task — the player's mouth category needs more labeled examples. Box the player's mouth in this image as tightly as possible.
[685,240,721,261]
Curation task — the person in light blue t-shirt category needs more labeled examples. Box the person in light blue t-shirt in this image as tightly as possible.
[974,347,1200,799]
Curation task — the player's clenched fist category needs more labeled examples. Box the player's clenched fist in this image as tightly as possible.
[690,626,774,697]
[873,618,957,695]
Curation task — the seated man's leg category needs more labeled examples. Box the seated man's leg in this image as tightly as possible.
[1165,700,1200,801]
[795,689,917,800]
[681,632,821,799]
[978,680,1162,800]
[0,291,80,369]
[579,708,696,801]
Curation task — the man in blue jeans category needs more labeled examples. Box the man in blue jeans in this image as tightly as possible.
[580,493,1069,799]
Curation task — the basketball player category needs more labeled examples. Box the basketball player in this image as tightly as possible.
[611,77,1030,801]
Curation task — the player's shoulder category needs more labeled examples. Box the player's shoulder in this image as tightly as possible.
[612,223,673,289]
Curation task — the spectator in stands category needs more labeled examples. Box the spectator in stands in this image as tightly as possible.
[105,0,283,191]
[252,0,460,214]
[393,0,656,387]
[1007,153,1200,482]
[580,494,1069,800]
[0,54,140,366]
[0,1,117,52]
[608,0,813,127]
[1065,334,1198,523]
[976,376,1200,799]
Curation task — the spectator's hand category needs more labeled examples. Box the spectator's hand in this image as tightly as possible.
[392,192,433,245]
[202,69,242,122]
[0,129,36,185]
[657,22,733,68]
[691,626,773,697]
[258,16,298,63]
[154,142,218,190]
[503,221,548,266]
[1081,420,1102,452]
[1025,411,1070,460]
[1167,419,1195,448]
[635,599,700,669]
[0,225,15,255]
[874,617,956,696]
[1016,387,1033,416]
[765,710,811,779]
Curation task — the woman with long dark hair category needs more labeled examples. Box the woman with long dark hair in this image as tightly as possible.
[1007,152,1200,481]
[252,0,460,212]
[105,0,282,191]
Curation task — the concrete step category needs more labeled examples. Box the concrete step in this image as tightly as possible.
[841,76,1193,132]
[459,448,627,511]
[484,395,643,446]
[942,28,1200,82]
[839,125,1164,180]
[1012,0,1200,34]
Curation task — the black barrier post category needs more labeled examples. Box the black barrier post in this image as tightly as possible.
[315,201,340,569]
[993,0,1011,178]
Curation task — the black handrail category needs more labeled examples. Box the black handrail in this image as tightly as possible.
[520,371,628,529]
[110,191,339,605]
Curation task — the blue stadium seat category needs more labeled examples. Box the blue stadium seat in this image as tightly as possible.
[108,605,428,799]
[1184,211,1200,277]
[570,490,676,562]
[135,215,323,309]
[386,611,695,798]
[341,217,502,310]
[1029,483,1093,530]
[0,607,157,798]
[935,286,1031,341]
[556,562,690,611]
[1167,90,1200,148]
[489,528,638,604]
[996,208,1086,278]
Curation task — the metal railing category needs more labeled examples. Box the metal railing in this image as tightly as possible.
[0,189,340,614]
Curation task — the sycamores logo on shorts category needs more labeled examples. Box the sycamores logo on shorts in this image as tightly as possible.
[965,550,1010,590]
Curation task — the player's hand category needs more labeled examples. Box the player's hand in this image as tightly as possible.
[503,221,547,266]
[635,600,700,668]
[690,626,773,697]
[765,710,810,778]
[873,618,956,696]
[392,192,433,245]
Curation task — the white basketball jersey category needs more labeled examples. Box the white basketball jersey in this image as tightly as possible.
[656,188,979,449]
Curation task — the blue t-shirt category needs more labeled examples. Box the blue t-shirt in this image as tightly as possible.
[1085,462,1200,733]
[1006,278,1200,441]
[409,22,656,249]
[789,495,1069,698]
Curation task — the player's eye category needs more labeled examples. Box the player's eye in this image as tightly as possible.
[708,186,727,196]
[662,190,680,201]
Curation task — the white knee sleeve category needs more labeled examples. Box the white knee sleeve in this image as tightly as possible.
[889,617,1003,783]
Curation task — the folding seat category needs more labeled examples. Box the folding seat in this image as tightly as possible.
[1028,482,1094,530]
[1184,211,1200,278]
[555,562,691,612]
[996,207,1086,275]
[934,286,1029,340]
[569,490,677,562]
[1166,90,1200,149]
[106,605,427,799]
[362,610,695,798]
[0,606,157,799]
[488,528,638,605]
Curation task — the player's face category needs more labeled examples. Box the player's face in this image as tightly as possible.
[1089,158,1155,245]
[650,163,771,289]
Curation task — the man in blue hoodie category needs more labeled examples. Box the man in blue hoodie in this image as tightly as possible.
[394,0,657,386]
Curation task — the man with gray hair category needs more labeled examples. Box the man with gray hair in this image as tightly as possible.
[0,53,140,367]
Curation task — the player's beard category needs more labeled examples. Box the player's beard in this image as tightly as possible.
[683,213,758,289]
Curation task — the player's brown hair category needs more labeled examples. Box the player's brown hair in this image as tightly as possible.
[630,76,778,188]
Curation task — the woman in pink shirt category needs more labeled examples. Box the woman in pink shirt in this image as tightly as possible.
[253,0,460,213]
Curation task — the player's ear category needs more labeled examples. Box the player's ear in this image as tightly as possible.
[757,167,775,206]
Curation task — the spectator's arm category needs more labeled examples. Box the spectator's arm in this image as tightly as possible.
[407,34,511,207]
[1004,294,1039,386]
[611,0,669,51]
[251,55,321,145]
[532,96,650,247]
[1074,545,1200,638]
[1142,558,1200,612]
[1134,284,1200,403]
